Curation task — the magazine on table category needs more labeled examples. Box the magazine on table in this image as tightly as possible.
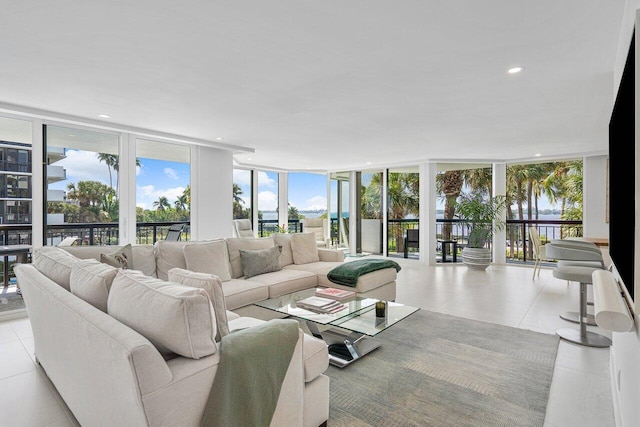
[297,296,346,313]
[314,287,356,302]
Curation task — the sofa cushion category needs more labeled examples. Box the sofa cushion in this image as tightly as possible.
[100,244,134,270]
[154,241,189,281]
[108,270,217,359]
[285,262,397,292]
[226,237,275,279]
[239,246,282,279]
[168,267,230,341]
[273,233,294,266]
[70,259,118,312]
[60,245,157,277]
[247,269,318,298]
[182,240,232,282]
[32,247,81,291]
[221,279,269,311]
[290,233,320,265]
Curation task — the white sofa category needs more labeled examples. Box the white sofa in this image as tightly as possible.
[16,244,332,427]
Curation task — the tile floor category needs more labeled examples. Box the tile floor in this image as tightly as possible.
[0,260,615,426]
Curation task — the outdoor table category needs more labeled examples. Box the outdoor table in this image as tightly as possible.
[0,245,32,287]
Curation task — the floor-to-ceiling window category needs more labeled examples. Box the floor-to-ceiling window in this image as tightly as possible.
[233,168,252,221]
[387,167,419,257]
[44,125,120,245]
[361,170,383,254]
[287,172,327,233]
[136,139,191,242]
[257,170,278,235]
[0,116,32,288]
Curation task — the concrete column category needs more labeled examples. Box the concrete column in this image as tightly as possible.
[278,172,288,231]
[118,134,137,244]
[492,162,507,265]
[419,163,437,265]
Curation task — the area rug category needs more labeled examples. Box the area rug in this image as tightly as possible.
[326,310,559,427]
[0,290,25,312]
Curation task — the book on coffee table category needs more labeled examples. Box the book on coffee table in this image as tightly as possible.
[297,296,346,313]
[315,287,356,302]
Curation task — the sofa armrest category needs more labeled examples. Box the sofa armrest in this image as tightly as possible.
[318,248,345,262]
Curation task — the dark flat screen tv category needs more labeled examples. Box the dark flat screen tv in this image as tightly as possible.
[608,31,634,303]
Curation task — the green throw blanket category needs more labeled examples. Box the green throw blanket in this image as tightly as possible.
[200,319,299,427]
[327,259,401,287]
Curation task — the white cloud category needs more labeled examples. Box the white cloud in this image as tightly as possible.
[302,195,327,211]
[54,150,112,186]
[164,167,178,180]
[137,184,186,209]
[233,169,252,185]
[258,191,277,211]
[233,170,276,188]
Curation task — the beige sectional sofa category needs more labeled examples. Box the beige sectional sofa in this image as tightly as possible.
[15,232,398,427]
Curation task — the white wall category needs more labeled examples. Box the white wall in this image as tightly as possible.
[190,146,233,240]
[610,7,640,427]
[583,155,609,239]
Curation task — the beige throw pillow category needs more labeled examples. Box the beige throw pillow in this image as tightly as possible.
[182,240,232,281]
[273,233,294,266]
[100,244,134,270]
[168,268,230,341]
[154,241,189,281]
[32,247,81,291]
[290,232,320,264]
[108,270,217,359]
[70,259,118,312]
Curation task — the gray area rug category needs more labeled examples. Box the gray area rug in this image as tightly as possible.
[326,310,559,427]
[0,290,25,312]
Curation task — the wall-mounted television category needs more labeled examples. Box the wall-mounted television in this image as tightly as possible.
[608,31,635,304]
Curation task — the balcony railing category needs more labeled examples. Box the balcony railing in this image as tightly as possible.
[0,218,583,264]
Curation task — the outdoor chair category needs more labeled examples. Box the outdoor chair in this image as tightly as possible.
[403,229,419,258]
[233,219,255,238]
[165,223,186,241]
[57,236,79,247]
[528,227,550,278]
[301,218,329,247]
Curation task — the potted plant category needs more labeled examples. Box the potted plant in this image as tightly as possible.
[455,193,507,270]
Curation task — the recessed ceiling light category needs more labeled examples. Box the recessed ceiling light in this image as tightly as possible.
[247,157,252,160]
[98,114,111,118]
[508,66,524,74]
[366,161,372,165]
[534,153,542,157]
[215,137,223,141]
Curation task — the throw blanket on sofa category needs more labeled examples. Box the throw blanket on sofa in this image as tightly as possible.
[200,319,299,427]
[327,259,401,287]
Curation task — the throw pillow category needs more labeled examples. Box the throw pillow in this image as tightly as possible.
[273,233,294,266]
[290,232,320,264]
[70,259,118,312]
[182,240,232,281]
[225,237,275,278]
[168,268,230,341]
[100,244,134,270]
[108,269,217,359]
[239,246,282,279]
[154,241,189,281]
[32,247,81,291]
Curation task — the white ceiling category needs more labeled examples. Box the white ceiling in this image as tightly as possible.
[0,1,626,171]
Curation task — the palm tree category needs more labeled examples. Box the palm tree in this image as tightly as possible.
[174,194,188,211]
[153,196,170,212]
[96,153,118,188]
[436,170,464,242]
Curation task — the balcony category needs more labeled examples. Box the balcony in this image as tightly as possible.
[47,189,66,202]
[47,146,66,164]
[46,165,66,183]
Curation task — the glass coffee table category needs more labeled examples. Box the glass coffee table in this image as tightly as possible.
[254,288,419,367]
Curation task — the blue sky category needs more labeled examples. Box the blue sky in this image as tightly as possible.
[52,151,556,213]
[49,150,190,210]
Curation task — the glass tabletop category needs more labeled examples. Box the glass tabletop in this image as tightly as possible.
[254,288,419,336]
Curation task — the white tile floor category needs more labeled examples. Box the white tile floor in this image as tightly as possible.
[0,260,615,426]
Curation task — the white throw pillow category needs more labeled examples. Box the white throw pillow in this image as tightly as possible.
[225,237,275,279]
[182,240,232,281]
[32,247,81,291]
[154,241,189,281]
[290,232,320,264]
[108,270,217,359]
[168,268,230,341]
[70,259,118,312]
[273,233,294,266]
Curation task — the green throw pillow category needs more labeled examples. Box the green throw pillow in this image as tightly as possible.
[239,245,282,279]
[100,244,134,270]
